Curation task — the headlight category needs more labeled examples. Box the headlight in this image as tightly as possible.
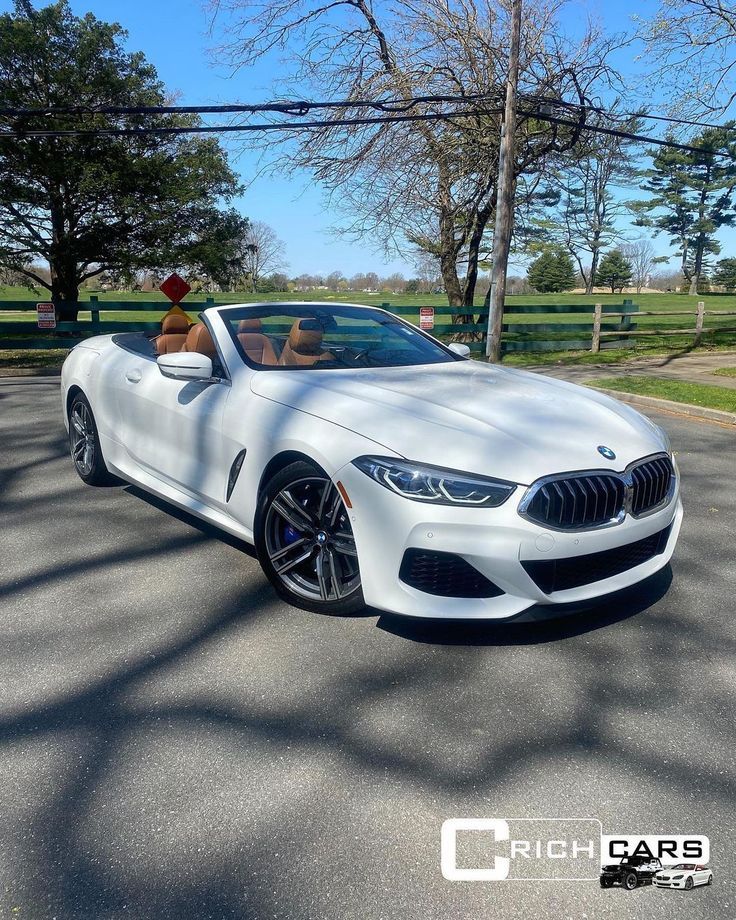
[352,456,516,507]
[672,874,684,879]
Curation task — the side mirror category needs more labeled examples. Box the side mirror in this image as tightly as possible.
[157,351,214,381]
[448,342,471,358]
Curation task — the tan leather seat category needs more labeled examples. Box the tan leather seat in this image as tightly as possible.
[181,322,217,358]
[278,319,332,367]
[237,318,279,366]
[154,313,190,355]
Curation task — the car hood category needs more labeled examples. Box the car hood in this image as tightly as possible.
[250,361,667,485]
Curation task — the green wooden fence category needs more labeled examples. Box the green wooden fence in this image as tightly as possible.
[0,296,640,354]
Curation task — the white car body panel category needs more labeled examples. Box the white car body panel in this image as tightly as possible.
[249,360,663,484]
[653,866,713,889]
[61,303,682,620]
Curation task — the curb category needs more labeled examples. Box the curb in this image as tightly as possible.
[589,386,736,426]
[0,367,62,377]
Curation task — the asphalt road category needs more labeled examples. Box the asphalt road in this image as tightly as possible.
[1,377,735,920]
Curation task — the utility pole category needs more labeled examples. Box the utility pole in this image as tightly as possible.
[486,0,522,363]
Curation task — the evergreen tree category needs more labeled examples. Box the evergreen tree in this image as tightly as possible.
[630,125,736,296]
[714,258,736,292]
[0,1,244,319]
[595,250,633,293]
[527,247,577,293]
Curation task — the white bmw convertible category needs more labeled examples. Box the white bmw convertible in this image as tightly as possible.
[61,302,682,619]
[653,864,713,889]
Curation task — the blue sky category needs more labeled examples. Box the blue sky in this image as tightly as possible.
[4,0,731,278]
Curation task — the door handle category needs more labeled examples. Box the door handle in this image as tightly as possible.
[125,369,142,384]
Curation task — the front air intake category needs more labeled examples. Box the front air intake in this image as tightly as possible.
[399,549,504,598]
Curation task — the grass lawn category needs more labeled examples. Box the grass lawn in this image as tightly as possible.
[714,366,736,378]
[0,348,70,369]
[589,376,736,413]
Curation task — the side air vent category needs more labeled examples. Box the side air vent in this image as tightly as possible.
[399,549,504,598]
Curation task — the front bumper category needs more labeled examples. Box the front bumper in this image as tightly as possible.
[653,877,688,888]
[338,461,682,620]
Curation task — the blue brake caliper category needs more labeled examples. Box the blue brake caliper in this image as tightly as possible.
[282,524,302,545]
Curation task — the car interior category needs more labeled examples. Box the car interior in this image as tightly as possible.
[140,306,457,372]
[154,315,332,370]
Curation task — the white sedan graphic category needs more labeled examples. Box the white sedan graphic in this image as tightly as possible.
[653,864,713,889]
[61,302,682,619]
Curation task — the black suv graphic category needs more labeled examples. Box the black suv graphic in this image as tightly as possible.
[600,856,663,890]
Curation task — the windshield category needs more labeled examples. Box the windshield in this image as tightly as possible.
[671,864,696,871]
[219,303,458,370]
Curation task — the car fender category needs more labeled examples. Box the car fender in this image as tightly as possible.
[225,392,400,534]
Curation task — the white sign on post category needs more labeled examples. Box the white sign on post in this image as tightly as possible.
[419,306,435,330]
[36,303,56,329]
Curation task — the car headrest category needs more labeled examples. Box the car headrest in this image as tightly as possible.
[161,313,190,334]
[288,318,323,354]
[238,318,263,332]
[182,322,216,357]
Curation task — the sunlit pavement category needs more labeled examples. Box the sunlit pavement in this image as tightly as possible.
[1,377,734,920]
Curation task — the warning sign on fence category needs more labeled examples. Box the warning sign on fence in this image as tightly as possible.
[36,303,56,329]
[419,306,435,330]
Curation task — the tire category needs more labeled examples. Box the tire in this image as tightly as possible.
[255,460,365,615]
[685,877,694,890]
[599,878,613,888]
[68,392,114,485]
[707,874,713,886]
[622,871,638,891]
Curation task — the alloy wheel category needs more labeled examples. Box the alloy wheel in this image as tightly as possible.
[70,400,96,477]
[264,476,359,602]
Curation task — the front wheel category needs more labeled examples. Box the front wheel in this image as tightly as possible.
[622,872,638,891]
[68,392,114,485]
[256,460,364,615]
[599,878,613,888]
[685,877,694,890]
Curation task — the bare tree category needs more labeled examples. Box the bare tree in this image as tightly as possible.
[649,268,686,292]
[240,220,287,290]
[211,0,624,316]
[546,124,638,293]
[620,238,662,293]
[637,0,736,114]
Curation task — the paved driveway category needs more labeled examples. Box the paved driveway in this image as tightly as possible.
[1,378,734,919]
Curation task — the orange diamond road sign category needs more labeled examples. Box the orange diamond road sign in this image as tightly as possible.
[159,273,191,304]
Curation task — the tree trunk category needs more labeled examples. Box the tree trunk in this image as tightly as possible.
[49,192,80,322]
[587,248,600,295]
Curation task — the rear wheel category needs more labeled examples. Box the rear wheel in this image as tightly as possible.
[256,460,364,615]
[68,392,114,485]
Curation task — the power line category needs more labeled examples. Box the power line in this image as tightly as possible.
[517,91,734,132]
[0,108,504,137]
[0,106,724,155]
[0,92,501,119]
[5,88,732,134]
[0,92,731,156]
[515,108,728,155]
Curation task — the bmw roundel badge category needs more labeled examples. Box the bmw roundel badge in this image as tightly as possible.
[597,445,616,460]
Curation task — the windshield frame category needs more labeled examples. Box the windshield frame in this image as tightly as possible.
[215,302,465,372]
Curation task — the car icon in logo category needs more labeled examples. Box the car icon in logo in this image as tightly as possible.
[597,445,616,460]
